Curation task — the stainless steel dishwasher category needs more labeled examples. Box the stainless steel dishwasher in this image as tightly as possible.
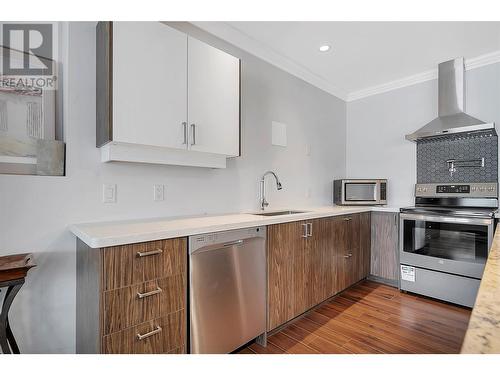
[189,226,266,354]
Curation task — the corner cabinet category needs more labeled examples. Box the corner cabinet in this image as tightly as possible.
[370,212,399,286]
[96,22,240,169]
[267,213,371,331]
[76,238,187,354]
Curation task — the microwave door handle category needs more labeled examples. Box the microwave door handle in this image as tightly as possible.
[374,184,378,202]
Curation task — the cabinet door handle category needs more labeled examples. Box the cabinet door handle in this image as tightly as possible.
[301,223,308,238]
[136,249,163,257]
[182,122,188,144]
[137,287,163,299]
[343,254,350,258]
[190,123,196,145]
[307,223,313,237]
[344,217,352,221]
[136,326,162,341]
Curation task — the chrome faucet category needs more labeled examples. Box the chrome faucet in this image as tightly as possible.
[260,171,282,210]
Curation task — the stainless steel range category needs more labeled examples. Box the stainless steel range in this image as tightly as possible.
[399,183,497,307]
[400,56,498,307]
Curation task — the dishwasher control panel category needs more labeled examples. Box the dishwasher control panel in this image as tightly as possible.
[189,226,266,252]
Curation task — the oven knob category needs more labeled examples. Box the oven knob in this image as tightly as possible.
[471,187,476,192]
[488,187,495,191]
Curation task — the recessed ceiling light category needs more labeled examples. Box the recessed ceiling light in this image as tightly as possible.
[319,45,331,52]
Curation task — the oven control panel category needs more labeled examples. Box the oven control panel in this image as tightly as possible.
[436,185,470,194]
[415,183,498,198]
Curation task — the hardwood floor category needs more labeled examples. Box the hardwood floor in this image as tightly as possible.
[239,280,471,354]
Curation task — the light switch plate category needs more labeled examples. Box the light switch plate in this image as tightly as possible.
[102,184,117,203]
[153,184,165,201]
[272,121,287,147]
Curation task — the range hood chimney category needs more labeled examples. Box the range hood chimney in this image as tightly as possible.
[405,57,496,142]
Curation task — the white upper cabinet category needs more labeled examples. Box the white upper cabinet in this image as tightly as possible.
[187,37,240,157]
[112,22,188,150]
[97,22,241,168]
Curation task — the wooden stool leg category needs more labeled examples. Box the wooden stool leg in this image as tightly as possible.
[0,283,23,354]
[6,319,19,354]
[0,321,8,354]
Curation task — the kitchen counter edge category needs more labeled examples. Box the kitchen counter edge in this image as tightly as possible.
[70,206,400,249]
[461,225,500,354]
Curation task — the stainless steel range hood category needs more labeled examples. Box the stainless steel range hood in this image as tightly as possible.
[405,57,496,142]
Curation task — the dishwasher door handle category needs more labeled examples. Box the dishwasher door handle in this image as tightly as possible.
[191,239,247,255]
[223,239,244,247]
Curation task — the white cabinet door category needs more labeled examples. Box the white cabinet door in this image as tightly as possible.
[187,37,240,156]
[112,22,188,149]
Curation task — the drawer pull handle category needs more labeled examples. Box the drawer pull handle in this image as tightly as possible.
[137,287,163,299]
[136,326,162,341]
[301,223,308,238]
[343,255,350,258]
[344,217,352,221]
[136,249,163,257]
[307,223,313,237]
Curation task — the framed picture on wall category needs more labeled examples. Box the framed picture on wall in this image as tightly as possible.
[0,25,65,176]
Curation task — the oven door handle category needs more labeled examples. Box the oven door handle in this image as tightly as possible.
[399,212,494,226]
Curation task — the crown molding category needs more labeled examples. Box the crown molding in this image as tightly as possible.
[465,50,500,71]
[346,69,437,102]
[347,50,500,102]
[192,22,348,101]
[191,21,500,104]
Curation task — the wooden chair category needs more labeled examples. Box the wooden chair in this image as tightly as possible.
[0,253,36,354]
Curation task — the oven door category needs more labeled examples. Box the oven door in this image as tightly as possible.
[344,181,379,204]
[399,213,494,279]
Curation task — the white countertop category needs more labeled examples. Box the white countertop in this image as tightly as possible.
[70,205,401,248]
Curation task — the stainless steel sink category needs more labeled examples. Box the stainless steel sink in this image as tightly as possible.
[252,210,308,216]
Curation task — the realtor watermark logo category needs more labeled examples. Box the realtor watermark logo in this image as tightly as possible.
[1,22,57,91]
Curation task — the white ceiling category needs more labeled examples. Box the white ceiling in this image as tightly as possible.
[194,22,500,101]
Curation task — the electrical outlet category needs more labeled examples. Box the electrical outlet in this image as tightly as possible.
[153,184,165,201]
[102,184,117,203]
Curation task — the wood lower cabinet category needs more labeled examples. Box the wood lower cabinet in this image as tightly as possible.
[332,215,349,292]
[267,213,371,332]
[76,238,187,354]
[370,212,399,285]
[359,212,372,280]
[267,220,306,330]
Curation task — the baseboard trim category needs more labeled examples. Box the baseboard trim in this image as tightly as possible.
[367,275,399,288]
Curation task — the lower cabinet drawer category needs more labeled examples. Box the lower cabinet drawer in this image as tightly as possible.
[103,238,186,291]
[102,310,186,354]
[103,274,185,335]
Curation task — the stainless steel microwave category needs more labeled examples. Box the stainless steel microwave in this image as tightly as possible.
[334,179,387,206]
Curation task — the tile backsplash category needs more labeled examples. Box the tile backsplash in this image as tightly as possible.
[416,133,498,183]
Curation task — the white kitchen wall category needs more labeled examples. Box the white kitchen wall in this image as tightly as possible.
[346,62,500,207]
[0,22,346,353]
